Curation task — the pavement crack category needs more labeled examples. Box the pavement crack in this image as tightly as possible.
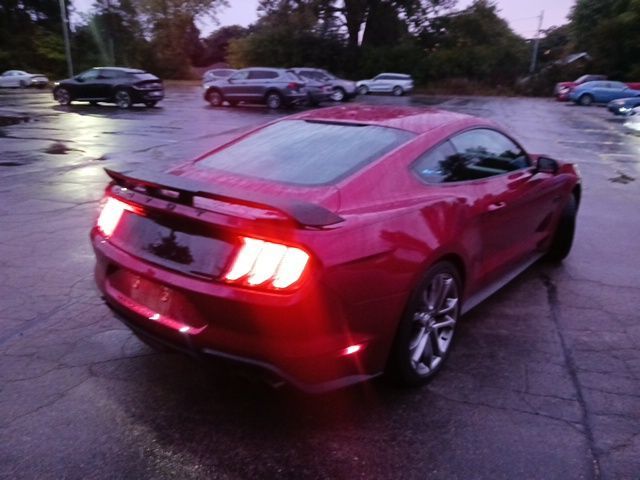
[541,274,602,479]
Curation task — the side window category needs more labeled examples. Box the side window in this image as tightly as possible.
[229,71,248,81]
[412,141,458,183]
[99,70,119,79]
[79,69,100,81]
[285,71,303,81]
[298,71,317,80]
[447,129,530,181]
[248,70,278,80]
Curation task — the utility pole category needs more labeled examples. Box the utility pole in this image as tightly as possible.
[529,10,544,74]
[59,0,74,77]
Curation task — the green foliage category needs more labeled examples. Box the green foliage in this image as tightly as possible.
[570,0,640,80]
[0,0,70,75]
[420,0,528,84]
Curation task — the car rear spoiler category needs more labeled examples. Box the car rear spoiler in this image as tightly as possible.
[104,167,344,228]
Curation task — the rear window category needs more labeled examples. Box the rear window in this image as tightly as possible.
[196,120,415,185]
[129,73,158,81]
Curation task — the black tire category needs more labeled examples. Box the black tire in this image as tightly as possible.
[114,89,132,109]
[19,80,27,88]
[331,87,346,102]
[579,94,594,106]
[206,89,223,107]
[144,101,158,108]
[227,100,238,107]
[265,91,284,109]
[546,195,577,262]
[54,87,71,106]
[392,86,404,96]
[387,261,462,387]
[357,85,369,95]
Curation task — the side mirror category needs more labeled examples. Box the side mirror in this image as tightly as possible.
[536,156,559,174]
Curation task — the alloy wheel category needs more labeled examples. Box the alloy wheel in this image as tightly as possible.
[115,90,132,108]
[207,90,222,107]
[331,88,345,102]
[266,93,282,109]
[408,272,459,376]
[55,88,71,106]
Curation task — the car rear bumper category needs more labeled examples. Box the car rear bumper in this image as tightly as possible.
[131,89,164,103]
[283,91,308,106]
[92,230,384,392]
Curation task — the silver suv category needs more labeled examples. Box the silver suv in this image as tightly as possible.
[292,68,358,102]
[203,67,307,109]
[357,73,414,96]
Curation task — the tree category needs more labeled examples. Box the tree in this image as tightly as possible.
[424,0,528,84]
[0,0,70,75]
[199,25,249,66]
[136,0,227,77]
[570,0,640,79]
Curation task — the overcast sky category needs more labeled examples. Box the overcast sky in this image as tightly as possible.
[73,0,574,38]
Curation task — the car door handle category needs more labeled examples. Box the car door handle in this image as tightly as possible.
[487,201,507,211]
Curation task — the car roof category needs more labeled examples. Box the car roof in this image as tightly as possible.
[377,73,412,77]
[93,67,145,73]
[289,105,484,134]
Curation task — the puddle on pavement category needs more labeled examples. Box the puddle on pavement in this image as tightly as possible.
[0,115,29,127]
[0,151,31,167]
[44,141,74,154]
[609,172,635,184]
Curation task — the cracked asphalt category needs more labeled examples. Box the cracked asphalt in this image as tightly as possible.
[1,87,639,480]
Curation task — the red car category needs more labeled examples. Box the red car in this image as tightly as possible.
[91,106,581,392]
[555,74,640,101]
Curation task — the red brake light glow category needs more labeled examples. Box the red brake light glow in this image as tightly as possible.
[224,236,310,289]
[96,197,134,237]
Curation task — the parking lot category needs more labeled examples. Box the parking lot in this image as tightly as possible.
[1,87,639,480]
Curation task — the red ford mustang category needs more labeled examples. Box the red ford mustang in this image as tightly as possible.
[91,105,581,392]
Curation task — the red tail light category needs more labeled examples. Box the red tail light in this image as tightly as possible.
[287,82,301,90]
[223,236,310,289]
[96,197,135,237]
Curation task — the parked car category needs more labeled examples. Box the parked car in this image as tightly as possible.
[292,68,358,102]
[607,97,640,115]
[53,67,164,108]
[302,78,334,106]
[202,68,236,84]
[357,73,414,96]
[0,70,49,88]
[203,67,307,109]
[91,105,581,392]
[554,74,607,101]
[569,80,640,106]
[624,107,640,134]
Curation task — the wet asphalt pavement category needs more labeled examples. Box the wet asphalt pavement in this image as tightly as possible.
[0,87,639,480]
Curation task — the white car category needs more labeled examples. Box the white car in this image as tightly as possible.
[0,70,49,88]
[357,73,414,96]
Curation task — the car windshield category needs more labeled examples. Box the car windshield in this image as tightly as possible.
[196,120,415,185]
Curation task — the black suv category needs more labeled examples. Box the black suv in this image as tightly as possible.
[203,67,307,109]
[53,67,164,108]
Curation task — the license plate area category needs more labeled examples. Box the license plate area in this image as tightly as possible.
[110,211,234,279]
[108,269,207,330]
